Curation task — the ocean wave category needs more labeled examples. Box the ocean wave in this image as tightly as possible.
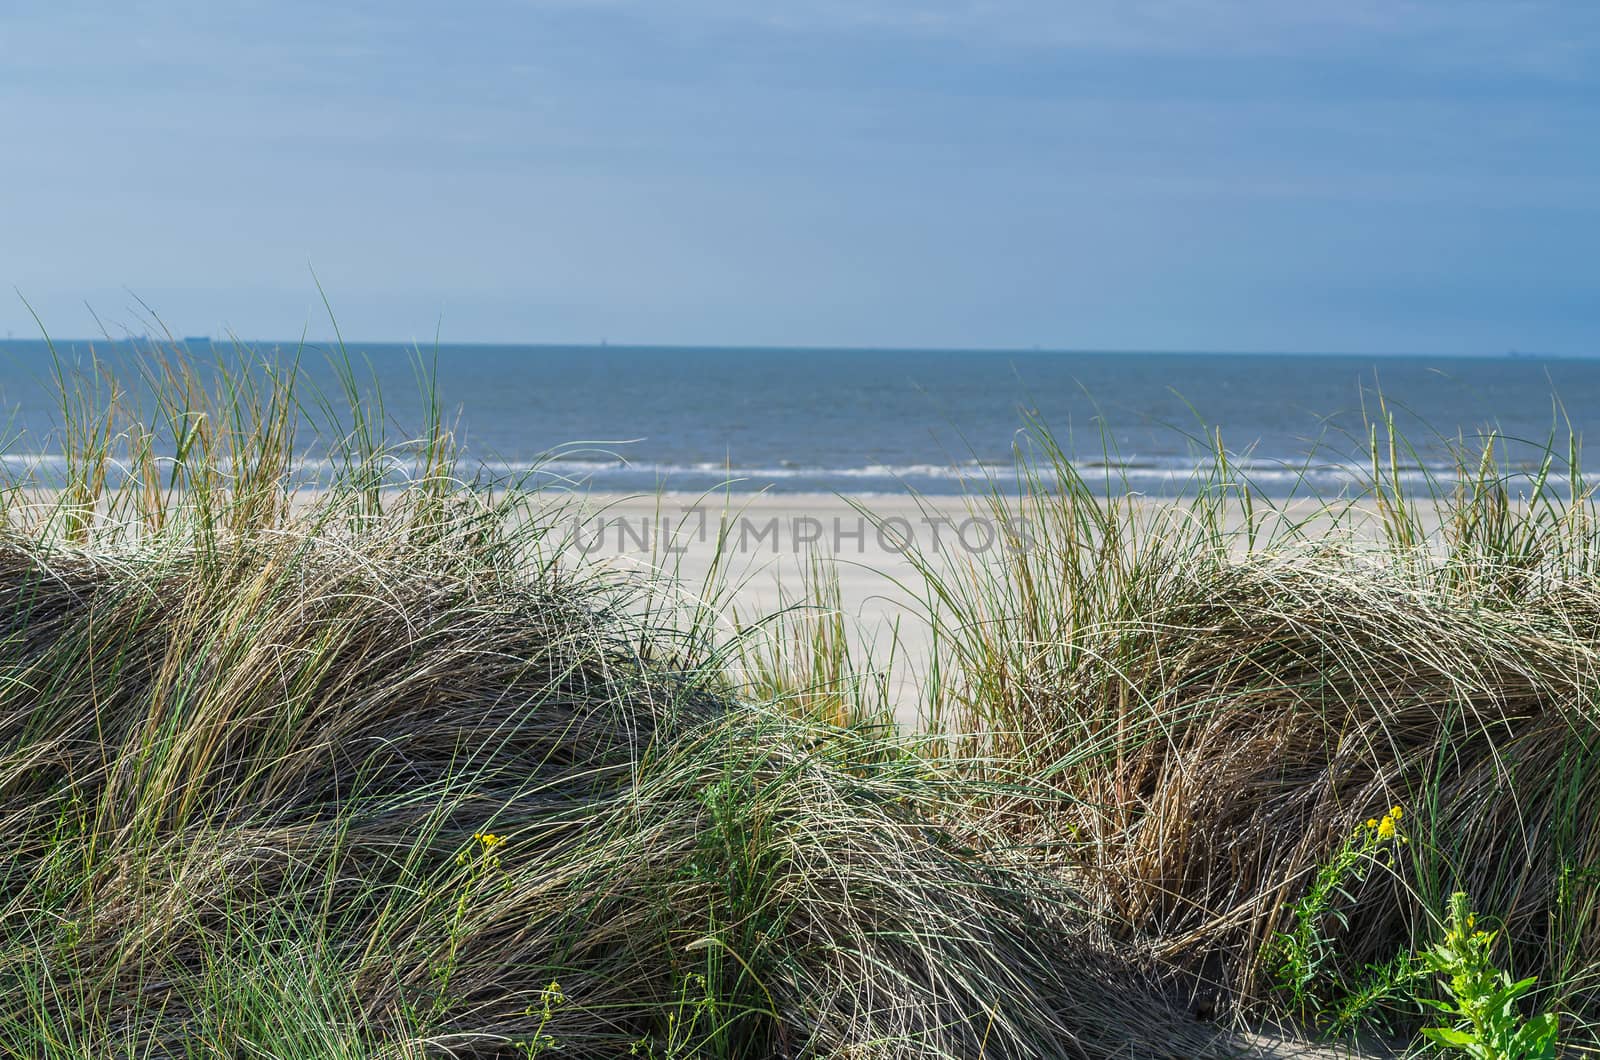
[0,450,1573,496]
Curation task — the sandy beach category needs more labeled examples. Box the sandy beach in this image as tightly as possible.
[545,491,966,719]
[549,489,1420,722]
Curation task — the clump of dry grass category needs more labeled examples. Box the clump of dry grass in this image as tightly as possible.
[911,420,1600,1045]
[0,523,1236,1059]
[0,345,1239,1059]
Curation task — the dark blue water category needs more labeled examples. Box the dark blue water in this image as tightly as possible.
[1,340,1595,496]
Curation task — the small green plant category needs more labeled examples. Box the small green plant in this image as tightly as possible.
[517,979,565,1056]
[1271,806,1406,1022]
[1419,892,1558,1060]
[424,830,510,1022]
[629,972,714,1060]
[1323,948,1425,1037]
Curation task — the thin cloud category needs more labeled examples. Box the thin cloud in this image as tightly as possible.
[547,0,1599,78]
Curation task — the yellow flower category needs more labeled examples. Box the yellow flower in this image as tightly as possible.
[1389,805,1404,821]
[1377,815,1397,840]
[473,832,506,850]
[1366,818,1379,830]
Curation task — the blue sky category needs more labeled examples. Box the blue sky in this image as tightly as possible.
[3,1,1597,353]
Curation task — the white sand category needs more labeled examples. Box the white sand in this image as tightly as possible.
[545,491,963,720]
[545,490,1415,724]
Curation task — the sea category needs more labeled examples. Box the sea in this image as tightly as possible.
[0,340,1596,498]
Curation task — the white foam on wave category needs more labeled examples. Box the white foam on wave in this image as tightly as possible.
[0,450,1573,497]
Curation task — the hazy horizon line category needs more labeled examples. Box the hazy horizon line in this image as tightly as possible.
[0,337,1588,361]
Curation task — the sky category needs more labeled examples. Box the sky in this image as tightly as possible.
[2,1,1598,354]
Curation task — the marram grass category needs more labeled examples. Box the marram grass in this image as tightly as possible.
[8,343,1600,1057]
[0,348,1238,1059]
[890,416,1600,1052]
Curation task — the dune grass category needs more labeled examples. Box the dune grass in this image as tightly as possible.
[6,342,1600,1057]
[880,415,1600,1053]
[0,346,1247,1059]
